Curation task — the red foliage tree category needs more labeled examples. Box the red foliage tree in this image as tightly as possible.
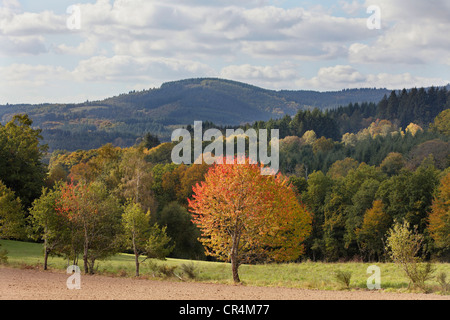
[188,157,312,283]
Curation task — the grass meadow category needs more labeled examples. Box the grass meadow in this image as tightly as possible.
[1,239,449,294]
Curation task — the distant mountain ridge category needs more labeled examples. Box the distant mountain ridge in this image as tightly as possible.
[0,78,440,151]
[100,78,391,124]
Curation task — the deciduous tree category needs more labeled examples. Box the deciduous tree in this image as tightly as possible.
[0,114,48,207]
[356,200,391,261]
[122,201,151,276]
[29,185,71,270]
[428,172,450,251]
[56,181,123,274]
[0,180,25,240]
[189,157,312,283]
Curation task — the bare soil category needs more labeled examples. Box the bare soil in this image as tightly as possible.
[1,266,448,300]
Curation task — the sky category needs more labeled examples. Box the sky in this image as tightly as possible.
[1,0,449,104]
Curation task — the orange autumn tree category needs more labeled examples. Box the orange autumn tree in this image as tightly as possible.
[188,157,312,283]
[356,200,391,261]
[428,172,450,251]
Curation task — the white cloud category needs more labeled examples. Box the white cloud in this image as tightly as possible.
[365,0,450,23]
[220,62,299,88]
[54,36,100,56]
[1,11,66,35]
[67,2,374,61]
[1,0,449,103]
[339,0,364,15]
[295,65,448,90]
[348,0,450,65]
[72,55,217,82]
[0,34,47,56]
[0,0,65,56]
[0,63,70,86]
[221,63,298,81]
[220,63,448,91]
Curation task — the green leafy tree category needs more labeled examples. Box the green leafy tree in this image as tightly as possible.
[119,148,155,213]
[122,201,151,276]
[29,186,71,270]
[303,171,332,260]
[145,142,175,164]
[0,180,25,240]
[146,224,174,260]
[322,163,385,260]
[327,157,359,180]
[344,178,382,254]
[139,132,161,149]
[380,152,405,176]
[151,163,179,211]
[430,109,450,136]
[157,202,204,259]
[377,163,439,234]
[0,114,48,207]
[56,181,123,274]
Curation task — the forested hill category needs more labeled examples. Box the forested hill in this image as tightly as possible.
[0,77,436,152]
[103,78,391,116]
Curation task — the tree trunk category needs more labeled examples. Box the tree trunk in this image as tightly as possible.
[230,232,241,283]
[43,226,48,270]
[83,221,89,274]
[83,234,89,274]
[88,258,96,275]
[132,231,140,277]
[43,247,49,271]
[231,253,240,283]
[83,248,89,274]
[133,240,140,277]
[135,252,140,277]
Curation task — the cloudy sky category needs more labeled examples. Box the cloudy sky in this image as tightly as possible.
[1,0,449,104]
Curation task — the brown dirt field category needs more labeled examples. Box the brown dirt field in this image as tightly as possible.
[1,266,449,300]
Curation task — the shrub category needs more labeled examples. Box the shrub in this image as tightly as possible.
[157,264,177,278]
[0,245,7,264]
[436,272,449,293]
[180,262,198,280]
[334,270,352,289]
[385,220,435,291]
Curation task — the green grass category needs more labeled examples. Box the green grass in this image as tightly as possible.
[1,240,449,294]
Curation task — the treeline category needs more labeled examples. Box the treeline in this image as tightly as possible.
[296,158,448,261]
[239,86,450,139]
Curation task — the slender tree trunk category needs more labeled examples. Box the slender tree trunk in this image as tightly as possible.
[83,247,89,274]
[43,233,49,270]
[43,247,49,271]
[135,252,140,277]
[132,234,139,277]
[136,172,140,204]
[230,233,241,283]
[88,258,96,275]
[83,223,89,274]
